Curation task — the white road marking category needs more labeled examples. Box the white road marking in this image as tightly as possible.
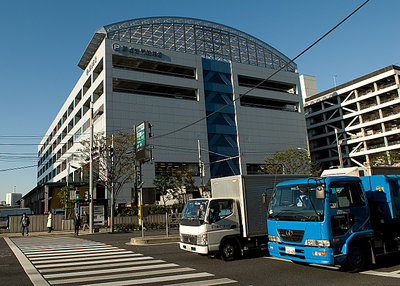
[49,267,195,285]
[84,272,215,286]
[4,237,49,286]
[43,262,179,279]
[29,250,132,260]
[10,237,238,285]
[38,259,167,274]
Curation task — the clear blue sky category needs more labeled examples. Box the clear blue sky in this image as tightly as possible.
[0,0,397,200]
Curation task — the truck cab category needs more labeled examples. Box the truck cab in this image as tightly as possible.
[267,176,374,270]
[179,197,242,260]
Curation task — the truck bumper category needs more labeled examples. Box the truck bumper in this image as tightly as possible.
[268,242,335,265]
[180,242,209,255]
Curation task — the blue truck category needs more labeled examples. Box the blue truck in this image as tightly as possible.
[267,175,400,271]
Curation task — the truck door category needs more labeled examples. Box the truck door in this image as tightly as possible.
[328,181,369,254]
[207,199,239,251]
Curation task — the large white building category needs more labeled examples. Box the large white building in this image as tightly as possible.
[6,193,22,206]
[304,65,400,169]
[37,17,307,203]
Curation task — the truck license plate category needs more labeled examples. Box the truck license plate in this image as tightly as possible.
[285,247,296,255]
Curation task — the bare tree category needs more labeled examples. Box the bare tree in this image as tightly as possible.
[264,149,321,176]
[77,131,137,212]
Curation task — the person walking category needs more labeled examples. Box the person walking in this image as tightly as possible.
[47,211,53,233]
[20,213,30,236]
[82,211,89,231]
[74,212,81,236]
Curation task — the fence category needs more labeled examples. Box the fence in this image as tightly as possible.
[1,213,181,233]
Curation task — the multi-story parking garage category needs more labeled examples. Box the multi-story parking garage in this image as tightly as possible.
[305,65,400,169]
[36,17,307,203]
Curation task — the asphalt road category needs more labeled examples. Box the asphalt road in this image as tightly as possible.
[2,231,400,286]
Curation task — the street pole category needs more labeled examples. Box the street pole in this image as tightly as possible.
[89,100,94,234]
[197,140,204,196]
[110,134,114,233]
[335,128,344,168]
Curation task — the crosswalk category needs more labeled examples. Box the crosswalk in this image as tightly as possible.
[265,256,400,279]
[7,237,237,286]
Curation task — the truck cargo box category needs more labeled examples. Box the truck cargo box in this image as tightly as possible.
[360,175,400,223]
[211,175,305,238]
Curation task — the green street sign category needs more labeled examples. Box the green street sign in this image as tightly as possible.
[136,122,146,150]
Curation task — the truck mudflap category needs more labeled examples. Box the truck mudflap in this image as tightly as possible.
[268,242,334,265]
[180,242,209,255]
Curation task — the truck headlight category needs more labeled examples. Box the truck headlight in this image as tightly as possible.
[268,235,281,243]
[197,233,208,245]
[305,239,330,248]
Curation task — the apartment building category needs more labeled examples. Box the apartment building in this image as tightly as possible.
[304,65,400,169]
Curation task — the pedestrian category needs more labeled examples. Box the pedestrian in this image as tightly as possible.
[20,213,30,236]
[82,211,89,231]
[74,213,81,236]
[47,211,53,233]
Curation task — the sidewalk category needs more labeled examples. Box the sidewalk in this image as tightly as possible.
[0,228,181,245]
[0,228,103,238]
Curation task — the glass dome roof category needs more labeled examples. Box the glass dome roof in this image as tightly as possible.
[79,17,296,73]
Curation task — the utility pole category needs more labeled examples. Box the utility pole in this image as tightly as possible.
[197,140,204,196]
[110,134,115,232]
[335,128,344,168]
[89,100,94,233]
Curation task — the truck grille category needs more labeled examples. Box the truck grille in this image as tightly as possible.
[181,234,197,245]
[277,229,305,243]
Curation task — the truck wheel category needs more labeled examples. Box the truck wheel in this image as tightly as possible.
[345,244,369,272]
[221,240,238,261]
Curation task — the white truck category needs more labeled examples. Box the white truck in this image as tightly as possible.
[179,174,304,260]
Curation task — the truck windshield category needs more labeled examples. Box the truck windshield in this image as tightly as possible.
[181,200,208,225]
[268,184,324,221]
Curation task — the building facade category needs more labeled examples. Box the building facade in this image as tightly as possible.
[304,65,400,169]
[6,193,22,206]
[37,17,307,203]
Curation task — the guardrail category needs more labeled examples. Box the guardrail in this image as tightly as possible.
[0,213,181,233]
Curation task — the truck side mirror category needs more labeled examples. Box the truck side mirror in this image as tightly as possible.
[262,193,267,204]
[316,186,325,200]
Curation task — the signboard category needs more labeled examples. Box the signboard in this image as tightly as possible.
[135,121,151,162]
[136,122,146,151]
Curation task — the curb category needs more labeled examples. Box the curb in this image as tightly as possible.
[128,235,180,245]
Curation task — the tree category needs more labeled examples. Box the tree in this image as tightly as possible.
[57,185,75,219]
[154,168,197,204]
[370,151,400,167]
[77,131,137,232]
[77,131,137,201]
[264,148,321,176]
[153,173,174,206]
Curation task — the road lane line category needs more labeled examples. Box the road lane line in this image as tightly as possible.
[24,245,117,254]
[4,237,49,286]
[167,278,238,285]
[38,259,167,274]
[29,250,132,260]
[32,253,143,264]
[35,256,155,269]
[83,272,214,286]
[361,270,400,278]
[43,262,179,279]
[48,267,195,285]
[26,247,122,257]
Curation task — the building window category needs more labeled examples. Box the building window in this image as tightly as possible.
[113,78,197,101]
[238,75,296,94]
[240,95,298,112]
[155,162,200,176]
[112,55,195,79]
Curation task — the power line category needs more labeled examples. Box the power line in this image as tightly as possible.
[149,0,370,140]
[0,165,37,172]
